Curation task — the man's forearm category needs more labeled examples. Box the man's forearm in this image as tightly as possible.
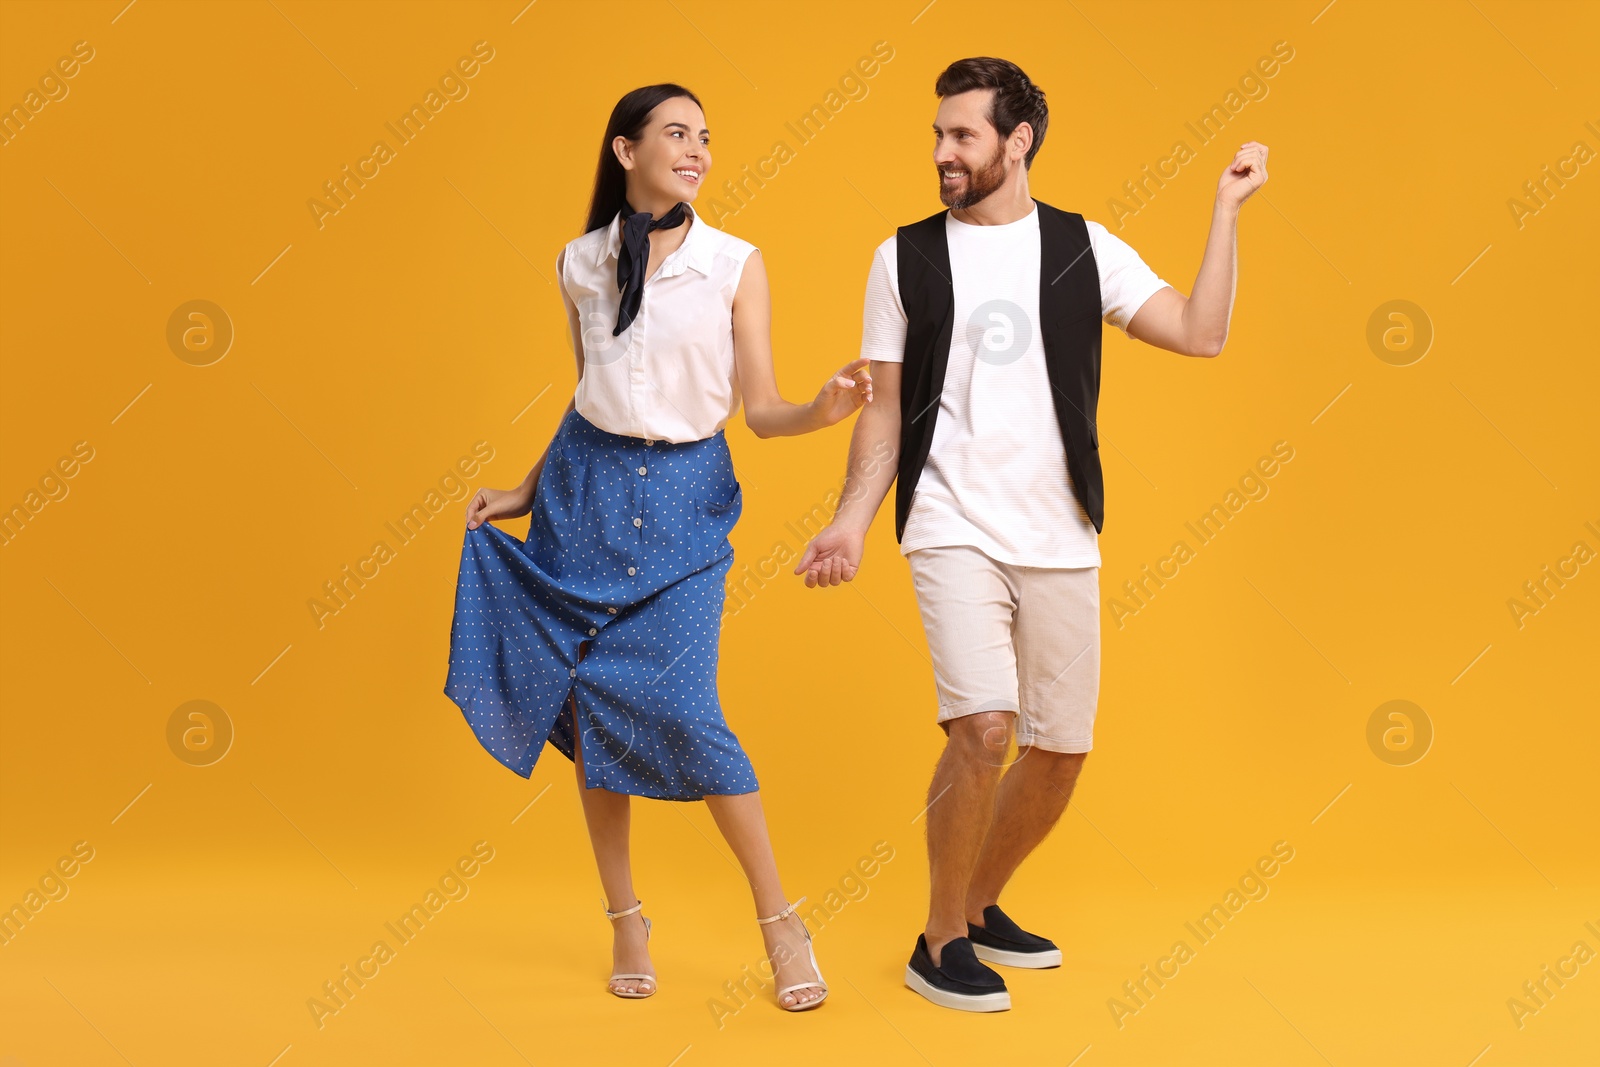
[832,407,900,534]
[1183,198,1240,356]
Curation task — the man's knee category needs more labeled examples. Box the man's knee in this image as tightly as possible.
[946,710,1016,761]
[1025,746,1087,784]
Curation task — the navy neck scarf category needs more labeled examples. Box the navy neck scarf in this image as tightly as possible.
[613,200,689,335]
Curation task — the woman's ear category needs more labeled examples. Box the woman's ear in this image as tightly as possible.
[612,134,635,171]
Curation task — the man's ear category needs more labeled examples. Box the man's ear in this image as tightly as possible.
[1011,121,1034,162]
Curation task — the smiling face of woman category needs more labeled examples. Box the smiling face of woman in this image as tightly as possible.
[614,96,712,213]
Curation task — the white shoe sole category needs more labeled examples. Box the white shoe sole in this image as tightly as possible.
[904,965,1012,1012]
[971,943,1063,969]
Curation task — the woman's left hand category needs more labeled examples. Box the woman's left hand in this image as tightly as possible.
[811,357,873,427]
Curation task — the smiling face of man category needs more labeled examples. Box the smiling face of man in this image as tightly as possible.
[932,88,1024,210]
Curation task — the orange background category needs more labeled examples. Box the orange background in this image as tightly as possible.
[1,1,1596,1064]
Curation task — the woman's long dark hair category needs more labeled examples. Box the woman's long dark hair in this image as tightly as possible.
[583,83,705,235]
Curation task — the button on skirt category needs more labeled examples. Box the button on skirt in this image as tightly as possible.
[444,407,758,800]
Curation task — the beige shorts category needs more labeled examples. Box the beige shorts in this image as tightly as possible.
[906,543,1100,753]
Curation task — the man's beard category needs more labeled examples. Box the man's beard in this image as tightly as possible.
[938,142,1008,209]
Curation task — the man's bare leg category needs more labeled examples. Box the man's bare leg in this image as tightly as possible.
[923,710,1014,965]
[965,747,1087,923]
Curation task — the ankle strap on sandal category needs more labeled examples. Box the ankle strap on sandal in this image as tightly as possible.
[755,895,807,925]
[604,899,643,920]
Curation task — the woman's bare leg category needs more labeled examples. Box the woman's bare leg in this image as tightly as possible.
[569,656,653,994]
[704,791,825,1007]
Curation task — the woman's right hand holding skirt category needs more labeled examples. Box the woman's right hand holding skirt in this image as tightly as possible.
[465,480,536,530]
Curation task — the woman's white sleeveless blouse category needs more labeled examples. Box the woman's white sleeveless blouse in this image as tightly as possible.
[562,204,759,443]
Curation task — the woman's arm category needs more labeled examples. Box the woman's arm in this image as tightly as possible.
[514,246,583,496]
[732,249,872,438]
[466,247,580,529]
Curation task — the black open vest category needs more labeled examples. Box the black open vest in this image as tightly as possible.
[893,198,1105,542]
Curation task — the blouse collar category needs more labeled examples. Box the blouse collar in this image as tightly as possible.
[595,201,713,278]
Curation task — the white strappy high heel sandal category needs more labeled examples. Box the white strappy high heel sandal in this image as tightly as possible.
[756,895,828,1011]
[603,899,656,999]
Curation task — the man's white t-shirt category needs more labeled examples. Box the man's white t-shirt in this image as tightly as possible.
[860,205,1170,568]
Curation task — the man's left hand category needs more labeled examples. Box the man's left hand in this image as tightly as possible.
[1217,141,1269,208]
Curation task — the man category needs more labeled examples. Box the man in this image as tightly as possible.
[794,57,1267,1012]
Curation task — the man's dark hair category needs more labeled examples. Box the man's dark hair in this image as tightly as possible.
[933,57,1048,168]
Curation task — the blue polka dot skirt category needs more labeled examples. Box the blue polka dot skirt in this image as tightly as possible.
[444,407,759,801]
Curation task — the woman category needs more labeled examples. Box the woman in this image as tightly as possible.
[443,83,871,1011]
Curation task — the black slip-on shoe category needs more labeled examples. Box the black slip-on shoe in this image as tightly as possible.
[905,934,1011,1012]
[967,905,1062,969]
